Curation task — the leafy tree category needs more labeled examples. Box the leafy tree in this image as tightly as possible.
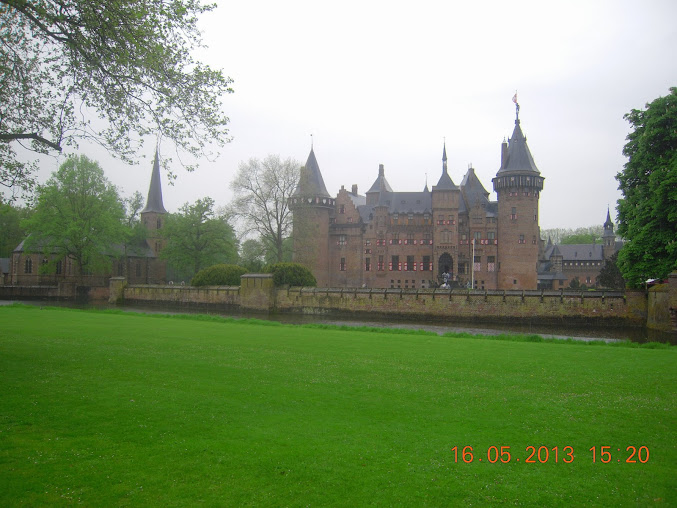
[568,277,581,290]
[239,238,266,272]
[191,264,247,287]
[228,155,300,263]
[119,191,148,273]
[161,197,238,280]
[264,262,316,287]
[597,252,626,290]
[23,155,125,278]
[0,0,233,197]
[616,87,677,287]
[0,202,32,257]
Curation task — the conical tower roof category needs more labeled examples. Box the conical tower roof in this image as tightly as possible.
[497,116,540,175]
[367,164,393,194]
[434,142,458,190]
[603,207,615,237]
[294,148,331,198]
[141,150,167,214]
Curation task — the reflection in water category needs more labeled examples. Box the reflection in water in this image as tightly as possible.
[2,299,675,344]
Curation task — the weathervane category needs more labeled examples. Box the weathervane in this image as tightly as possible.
[512,91,520,121]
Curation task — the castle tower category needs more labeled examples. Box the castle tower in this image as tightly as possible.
[431,143,460,281]
[492,104,544,289]
[366,163,393,206]
[602,208,616,260]
[290,147,335,286]
[140,150,167,254]
[140,150,168,283]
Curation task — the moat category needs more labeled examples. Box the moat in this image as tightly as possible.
[3,299,674,344]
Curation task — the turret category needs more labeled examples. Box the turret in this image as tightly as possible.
[431,142,460,281]
[140,150,167,283]
[491,102,544,289]
[602,208,616,260]
[290,147,335,286]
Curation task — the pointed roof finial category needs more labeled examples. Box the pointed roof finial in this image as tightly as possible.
[141,149,167,214]
[512,91,520,123]
[310,133,313,150]
[442,140,448,173]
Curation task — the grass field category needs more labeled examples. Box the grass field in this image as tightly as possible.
[0,305,675,506]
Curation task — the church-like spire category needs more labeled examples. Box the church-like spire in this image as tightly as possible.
[435,142,457,190]
[141,150,167,214]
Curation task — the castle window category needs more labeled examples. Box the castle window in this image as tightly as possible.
[136,262,142,277]
[339,204,345,214]
[365,240,371,246]
[473,231,481,242]
[364,248,372,254]
[458,262,467,275]
[406,255,415,271]
[340,257,346,271]
[365,258,371,271]
[337,235,347,246]
[424,232,432,245]
[422,256,431,271]
[488,231,496,243]
[24,258,32,274]
[390,255,401,271]
[511,207,517,220]
[519,234,525,244]
[532,236,537,245]
[473,256,481,272]
[408,213,414,225]
[378,255,384,271]
[487,256,496,272]
[347,217,353,223]
[157,217,162,229]
[424,213,430,225]
[56,260,63,275]
[406,233,414,245]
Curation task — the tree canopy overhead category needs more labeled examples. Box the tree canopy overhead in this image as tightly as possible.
[0,0,233,196]
[616,87,677,287]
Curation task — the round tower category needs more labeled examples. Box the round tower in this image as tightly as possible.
[492,104,544,289]
[289,147,335,286]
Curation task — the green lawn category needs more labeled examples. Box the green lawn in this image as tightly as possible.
[0,305,675,506]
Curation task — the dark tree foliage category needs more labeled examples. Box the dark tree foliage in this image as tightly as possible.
[23,155,126,277]
[265,262,316,287]
[0,202,32,257]
[191,264,247,287]
[0,0,233,197]
[161,197,238,280]
[596,252,626,290]
[616,87,677,287]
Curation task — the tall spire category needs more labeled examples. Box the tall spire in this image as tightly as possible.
[141,150,167,214]
[434,142,457,190]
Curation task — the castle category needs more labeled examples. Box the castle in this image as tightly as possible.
[291,108,619,290]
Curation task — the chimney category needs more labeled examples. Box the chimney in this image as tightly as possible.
[351,184,358,195]
[501,139,508,169]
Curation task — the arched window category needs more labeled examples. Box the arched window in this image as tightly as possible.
[24,257,33,274]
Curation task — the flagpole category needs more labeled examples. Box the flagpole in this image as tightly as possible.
[471,238,475,290]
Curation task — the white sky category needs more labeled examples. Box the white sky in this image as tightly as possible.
[18,0,677,231]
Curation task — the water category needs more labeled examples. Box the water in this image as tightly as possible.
[3,299,674,344]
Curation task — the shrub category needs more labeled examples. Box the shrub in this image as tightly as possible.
[265,262,317,287]
[191,264,247,286]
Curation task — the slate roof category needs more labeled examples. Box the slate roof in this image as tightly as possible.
[460,167,490,210]
[141,151,167,214]
[366,166,393,194]
[496,118,540,175]
[543,243,604,261]
[294,148,331,198]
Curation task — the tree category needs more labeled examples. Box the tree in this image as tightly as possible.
[239,238,266,272]
[161,197,238,280]
[0,202,32,257]
[616,87,677,287]
[0,0,233,197]
[228,155,300,263]
[597,252,626,290]
[23,154,125,278]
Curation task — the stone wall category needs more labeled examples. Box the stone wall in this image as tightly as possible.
[123,283,240,307]
[647,272,677,333]
[275,287,640,326]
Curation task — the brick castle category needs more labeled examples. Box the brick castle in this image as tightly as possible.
[291,107,618,290]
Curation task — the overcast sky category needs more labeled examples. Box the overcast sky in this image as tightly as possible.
[19,0,677,231]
